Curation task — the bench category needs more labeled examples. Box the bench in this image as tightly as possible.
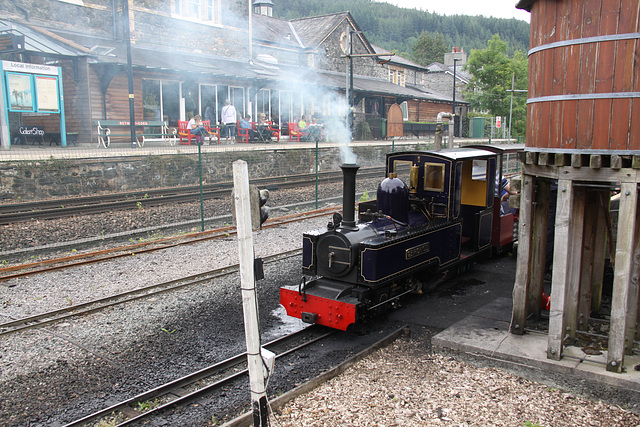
[178,120,220,145]
[94,120,177,148]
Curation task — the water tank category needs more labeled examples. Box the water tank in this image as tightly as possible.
[523,0,640,150]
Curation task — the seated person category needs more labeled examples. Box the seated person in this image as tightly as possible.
[297,115,311,141]
[298,115,308,130]
[307,116,323,142]
[256,113,272,141]
[239,115,257,140]
[187,115,210,144]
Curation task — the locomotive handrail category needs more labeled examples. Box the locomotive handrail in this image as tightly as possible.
[299,276,308,302]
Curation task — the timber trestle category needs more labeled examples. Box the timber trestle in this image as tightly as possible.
[511,149,640,373]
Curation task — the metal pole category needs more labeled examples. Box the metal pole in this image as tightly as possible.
[452,58,459,140]
[315,138,319,209]
[198,143,205,232]
[345,25,351,139]
[508,72,514,143]
[123,0,136,148]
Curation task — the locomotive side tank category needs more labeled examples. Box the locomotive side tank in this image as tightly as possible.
[280,147,518,331]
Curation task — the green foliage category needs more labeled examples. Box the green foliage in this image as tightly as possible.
[359,191,370,202]
[412,31,448,66]
[464,34,528,137]
[137,398,160,412]
[274,0,529,56]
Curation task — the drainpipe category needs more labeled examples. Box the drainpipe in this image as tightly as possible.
[434,112,454,151]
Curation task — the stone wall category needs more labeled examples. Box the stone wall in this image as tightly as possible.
[0,143,426,201]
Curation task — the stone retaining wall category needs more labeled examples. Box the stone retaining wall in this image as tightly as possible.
[0,143,426,201]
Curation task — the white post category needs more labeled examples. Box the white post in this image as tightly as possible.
[233,160,269,426]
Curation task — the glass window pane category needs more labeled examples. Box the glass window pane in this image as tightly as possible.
[425,163,445,192]
[161,81,180,127]
[142,79,161,121]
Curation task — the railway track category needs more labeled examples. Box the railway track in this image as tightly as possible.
[0,206,340,282]
[62,326,335,427]
[62,325,408,427]
[0,249,301,337]
[0,167,383,224]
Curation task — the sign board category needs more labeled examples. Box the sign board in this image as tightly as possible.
[1,61,66,149]
[496,116,502,128]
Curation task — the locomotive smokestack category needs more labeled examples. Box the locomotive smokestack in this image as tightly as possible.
[340,163,359,229]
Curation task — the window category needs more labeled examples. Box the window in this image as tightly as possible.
[201,84,217,124]
[424,163,445,192]
[393,160,413,188]
[173,0,220,24]
[256,89,270,119]
[400,101,408,121]
[229,86,245,117]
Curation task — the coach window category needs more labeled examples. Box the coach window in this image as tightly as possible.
[424,163,445,192]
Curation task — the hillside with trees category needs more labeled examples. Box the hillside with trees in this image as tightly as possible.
[274,0,530,59]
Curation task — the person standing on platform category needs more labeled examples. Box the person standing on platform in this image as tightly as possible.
[221,99,237,144]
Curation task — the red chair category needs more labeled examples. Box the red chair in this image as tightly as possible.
[179,120,219,145]
[178,120,197,145]
[288,122,308,142]
[203,120,220,144]
[269,122,280,141]
[237,121,251,143]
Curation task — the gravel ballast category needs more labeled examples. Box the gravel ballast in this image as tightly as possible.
[1,182,639,426]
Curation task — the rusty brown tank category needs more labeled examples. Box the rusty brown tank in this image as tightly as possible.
[520,0,640,150]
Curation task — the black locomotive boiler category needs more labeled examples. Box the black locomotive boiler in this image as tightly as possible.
[280,146,522,330]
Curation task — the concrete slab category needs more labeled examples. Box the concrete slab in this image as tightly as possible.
[433,297,640,393]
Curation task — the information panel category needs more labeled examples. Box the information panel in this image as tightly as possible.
[7,72,34,112]
[35,75,59,112]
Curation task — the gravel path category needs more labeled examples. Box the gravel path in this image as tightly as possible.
[1,181,639,426]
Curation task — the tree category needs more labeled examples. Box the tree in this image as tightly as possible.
[411,31,449,66]
[464,34,528,137]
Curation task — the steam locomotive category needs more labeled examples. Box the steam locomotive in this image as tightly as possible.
[280,145,522,331]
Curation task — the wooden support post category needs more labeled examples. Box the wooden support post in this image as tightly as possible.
[547,179,585,360]
[578,190,605,329]
[590,190,610,314]
[233,160,270,424]
[608,183,639,372]
[527,179,550,318]
[510,174,534,335]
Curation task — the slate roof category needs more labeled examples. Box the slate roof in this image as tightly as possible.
[426,61,472,83]
[0,18,93,57]
[372,44,425,70]
[252,14,303,48]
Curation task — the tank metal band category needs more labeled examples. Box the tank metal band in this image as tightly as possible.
[527,92,640,104]
[528,32,640,56]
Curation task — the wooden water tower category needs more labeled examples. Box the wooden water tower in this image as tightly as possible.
[511,0,640,373]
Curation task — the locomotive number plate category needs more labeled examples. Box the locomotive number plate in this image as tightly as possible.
[405,242,430,259]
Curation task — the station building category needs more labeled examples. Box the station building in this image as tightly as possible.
[0,0,466,147]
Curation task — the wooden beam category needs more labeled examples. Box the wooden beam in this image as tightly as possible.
[547,179,585,360]
[590,190,609,313]
[608,183,639,372]
[611,155,622,170]
[510,174,535,335]
[538,152,551,166]
[589,155,602,169]
[527,179,550,319]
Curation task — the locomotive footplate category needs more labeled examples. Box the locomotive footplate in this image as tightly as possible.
[280,278,361,331]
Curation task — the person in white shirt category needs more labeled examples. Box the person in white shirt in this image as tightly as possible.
[220,99,237,143]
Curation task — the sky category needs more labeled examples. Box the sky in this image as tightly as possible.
[383,0,531,22]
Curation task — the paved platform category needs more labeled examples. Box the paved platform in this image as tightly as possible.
[432,297,640,392]
[0,137,510,162]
